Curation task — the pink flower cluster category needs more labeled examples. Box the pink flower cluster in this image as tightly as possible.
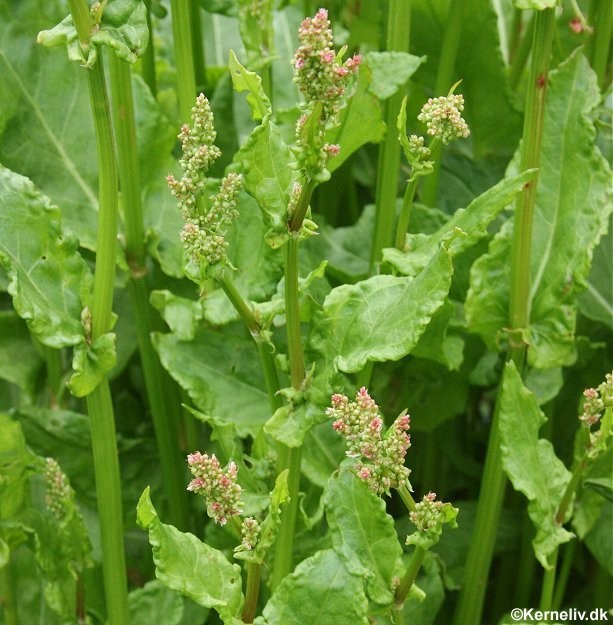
[292,8,361,128]
[580,372,612,427]
[327,387,411,495]
[409,492,443,532]
[187,452,243,525]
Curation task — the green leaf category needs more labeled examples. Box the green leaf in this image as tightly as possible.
[498,361,573,568]
[128,580,185,625]
[0,166,90,348]
[0,413,33,522]
[67,332,117,397]
[136,487,243,616]
[513,0,558,9]
[383,169,536,277]
[37,0,149,67]
[233,121,295,239]
[0,311,44,394]
[228,50,272,121]
[326,63,386,174]
[255,549,369,625]
[584,500,613,575]
[150,291,204,341]
[324,469,404,606]
[152,324,271,438]
[365,51,424,100]
[312,245,454,373]
[466,52,611,368]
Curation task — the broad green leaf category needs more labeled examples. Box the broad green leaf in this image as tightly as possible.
[150,291,204,341]
[152,323,271,438]
[498,362,573,568]
[255,549,369,625]
[324,469,404,606]
[0,414,33,522]
[128,580,185,625]
[577,220,612,328]
[312,245,454,373]
[0,311,44,394]
[466,52,611,368]
[584,500,613,576]
[325,63,385,174]
[228,50,271,121]
[365,51,424,100]
[233,121,295,239]
[137,487,243,616]
[0,166,90,348]
[301,422,346,488]
[37,0,149,67]
[383,169,536,277]
[67,332,117,397]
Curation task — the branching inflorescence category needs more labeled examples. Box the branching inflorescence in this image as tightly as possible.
[167,94,243,271]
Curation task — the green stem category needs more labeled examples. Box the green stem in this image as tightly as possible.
[219,275,282,412]
[555,456,588,525]
[242,561,262,623]
[508,8,524,64]
[370,0,411,270]
[170,0,197,121]
[108,54,189,530]
[420,0,463,207]
[508,15,534,91]
[142,0,157,96]
[508,8,555,367]
[0,556,18,625]
[86,382,128,625]
[397,482,417,512]
[66,3,129,622]
[190,1,206,89]
[42,343,63,407]
[283,237,305,386]
[588,0,611,90]
[539,548,558,611]
[394,176,419,249]
[452,399,507,625]
[552,540,576,610]
[393,545,427,620]
[288,179,317,234]
[512,509,537,607]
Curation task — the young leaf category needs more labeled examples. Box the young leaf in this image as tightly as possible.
[498,361,573,568]
[466,51,611,368]
[136,487,243,617]
[255,549,369,625]
[229,50,271,122]
[311,244,454,373]
[37,0,149,67]
[0,166,90,349]
[324,469,404,607]
[67,332,117,397]
[364,51,424,101]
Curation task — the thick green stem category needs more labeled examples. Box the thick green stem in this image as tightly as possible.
[588,0,611,90]
[86,382,128,625]
[0,557,18,625]
[508,8,555,367]
[420,0,463,207]
[142,0,157,96]
[108,54,189,530]
[394,176,419,249]
[397,482,417,512]
[190,1,206,89]
[452,399,507,625]
[552,540,576,610]
[370,0,411,270]
[219,276,282,412]
[170,0,197,121]
[508,15,534,91]
[65,3,129,622]
[508,8,524,64]
[242,561,262,623]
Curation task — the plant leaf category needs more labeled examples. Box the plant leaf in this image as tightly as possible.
[383,169,535,277]
[67,332,117,397]
[311,244,454,373]
[152,324,271,438]
[513,0,558,9]
[364,51,424,100]
[37,0,149,67]
[228,51,271,121]
[465,51,611,368]
[128,580,186,625]
[136,487,243,616]
[498,361,573,568]
[255,549,369,625]
[0,166,90,348]
[324,469,404,606]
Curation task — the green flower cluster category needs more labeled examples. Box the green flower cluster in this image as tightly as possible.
[417,93,470,144]
[167,94,243,270]
[42,457,73,521]
[328,387,411,495]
